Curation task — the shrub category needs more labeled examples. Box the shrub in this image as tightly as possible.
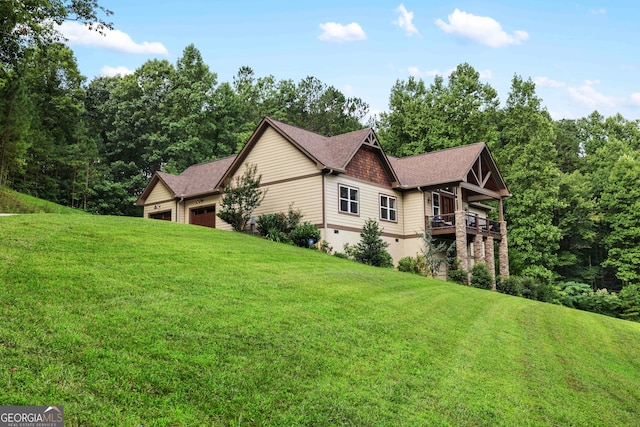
[289,222,321,248]
[470,263,493,290]
[497,277,523,296]
[333,252,348,259]
[519,275,556,302]
[447,258,467,285]
[256,213,287,237]
[398,257,418,274]
[257,205,302,239]
[319,240,333,254]
[349,219,393,268]
[265,228,287,243]
[619,284,640,321]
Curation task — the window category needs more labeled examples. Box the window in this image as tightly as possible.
[339,185,359,214]
[432,192,440,216]
[150,211,171,221]
[380,194,397,222]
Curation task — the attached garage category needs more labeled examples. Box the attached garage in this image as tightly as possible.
[191,205,216,228]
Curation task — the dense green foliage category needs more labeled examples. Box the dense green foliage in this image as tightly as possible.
[289,222,321,248]
[470,262,493,290]
[1,214,640,425]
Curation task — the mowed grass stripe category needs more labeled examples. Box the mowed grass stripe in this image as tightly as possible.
[1,214,639,426]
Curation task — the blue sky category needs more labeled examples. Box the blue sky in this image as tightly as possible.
[58,0,640,121]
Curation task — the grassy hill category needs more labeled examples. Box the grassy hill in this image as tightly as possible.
[0,187,87,214]
[1,214,639,426]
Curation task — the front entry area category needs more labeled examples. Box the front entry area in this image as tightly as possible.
[191,205,216,228]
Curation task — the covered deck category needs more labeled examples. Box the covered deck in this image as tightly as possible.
[427,213,503,240]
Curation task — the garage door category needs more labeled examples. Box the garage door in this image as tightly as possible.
[191,206,216,228]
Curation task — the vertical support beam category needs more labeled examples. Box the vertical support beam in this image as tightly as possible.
[499,221,509,281]
[498,197,504,222]
[485,236,496,290]
[474,234,484,264]
[455,211,468,274]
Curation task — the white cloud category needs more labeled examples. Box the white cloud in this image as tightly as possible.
[627,93,640,106]
[534,76,566,88]
[393,4,419,36]
[318,22,367,43]
[590,8,607,15]
[408,66,492,79]
[567,80,616,109]
[57,21,169,55]
[101,65,134,77]
[435,9,529,47]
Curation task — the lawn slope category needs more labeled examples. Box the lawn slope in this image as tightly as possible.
[0,187,87,214]
[1,214,639,426]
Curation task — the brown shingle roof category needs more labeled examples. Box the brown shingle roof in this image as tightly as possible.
[178,155,236,196]
[267,118,370,170]
[139,118,506,206]
[389,142,486,188]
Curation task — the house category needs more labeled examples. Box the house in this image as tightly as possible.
[136,117,510,281]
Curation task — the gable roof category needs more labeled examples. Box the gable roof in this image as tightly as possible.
[137,118,509,205]
[389,142,508,193]
[218,117,399,188]
[136,155,235,204]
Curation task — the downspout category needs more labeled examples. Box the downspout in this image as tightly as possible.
[176,196,184,223]
[323,169,334,240]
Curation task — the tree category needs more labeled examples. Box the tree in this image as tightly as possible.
[0,70,31,187]
[601,153,640,284]
[217,163,266,231]
[377,63,499,156]
[164,44,219,173]
[418,226,454,277]
[494,75,562,277]
[12,43,91,205]
[347,219,393,268]
[0,0,112,79]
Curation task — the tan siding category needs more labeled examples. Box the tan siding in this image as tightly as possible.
[233,127,318,184]
[143,204,175,221]
[146,181,173,204]
[402,190,425,236]
[253,175,323,224]
[325,175,403,235]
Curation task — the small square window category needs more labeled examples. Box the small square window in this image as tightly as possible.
[380,194,397,222]
[339,185,359,215]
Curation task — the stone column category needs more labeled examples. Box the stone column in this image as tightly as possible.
[499,221,509,281]
[474,234,484,264]
[455,211,468,273]
[484,235,496,290]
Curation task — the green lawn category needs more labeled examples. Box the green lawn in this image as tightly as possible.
[0,187,88,214]
[1,214,639,426]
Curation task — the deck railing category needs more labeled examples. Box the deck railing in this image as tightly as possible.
[426,213,501,238]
